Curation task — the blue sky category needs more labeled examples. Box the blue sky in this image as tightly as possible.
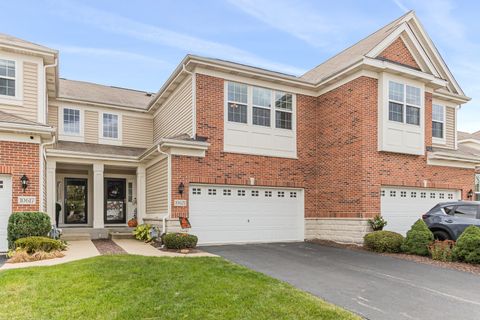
[2,0,479,132]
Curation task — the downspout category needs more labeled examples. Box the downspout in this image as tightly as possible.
[157,144,171,235]
[39,135,56,212]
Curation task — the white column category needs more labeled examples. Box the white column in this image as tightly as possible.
[93,163,104,228]
[46,160,56,223]
[136,166,146,224]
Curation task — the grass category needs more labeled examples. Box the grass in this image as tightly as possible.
[0,255,359,320]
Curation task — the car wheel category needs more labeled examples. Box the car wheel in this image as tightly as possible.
[433,230,451,241]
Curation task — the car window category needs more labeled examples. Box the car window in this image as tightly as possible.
[453,206,478,219]
[443,206,455,215]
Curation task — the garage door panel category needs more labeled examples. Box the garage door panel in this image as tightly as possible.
[189,185,304,244]
[0,176,12,252]
[381,187,460,235]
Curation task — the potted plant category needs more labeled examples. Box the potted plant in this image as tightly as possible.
[368,215,387,231]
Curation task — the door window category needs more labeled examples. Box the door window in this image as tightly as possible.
[105,179,126,223]
[64,178,88,224]
[453,206,478,219]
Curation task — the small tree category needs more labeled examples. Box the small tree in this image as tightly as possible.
[452,226,480,264]
[401,219,434,256]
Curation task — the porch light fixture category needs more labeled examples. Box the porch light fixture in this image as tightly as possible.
[467,189,474,200]
[178,182,185,196]
[20,174,29,192]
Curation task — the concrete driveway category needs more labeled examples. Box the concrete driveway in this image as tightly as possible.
[202,242,480,320]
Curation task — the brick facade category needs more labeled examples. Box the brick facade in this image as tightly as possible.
[0,141,40,212]
[378,37,420,69]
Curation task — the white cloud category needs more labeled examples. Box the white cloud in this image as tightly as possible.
[48,0,306,75]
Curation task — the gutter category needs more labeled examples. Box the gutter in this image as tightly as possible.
[44,58,58,122]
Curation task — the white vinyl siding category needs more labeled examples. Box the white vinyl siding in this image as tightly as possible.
[47,106,58,128]
[84,110,98,144]
[146,158,168,215]
[153,76,193,143]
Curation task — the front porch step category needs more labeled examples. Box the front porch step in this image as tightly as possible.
[109,231,135,240]
[61,233,91,241]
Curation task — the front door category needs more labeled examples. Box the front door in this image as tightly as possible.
[104,178,126,224]
[64,178,88,224]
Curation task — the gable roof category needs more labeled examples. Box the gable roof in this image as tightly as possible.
[58,79,155,110]
[458,131,480,141]
[0,33,57,56]
[0,110,49,127]
[301,11,411,83]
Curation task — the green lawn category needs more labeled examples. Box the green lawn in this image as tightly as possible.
[0,255,359,320]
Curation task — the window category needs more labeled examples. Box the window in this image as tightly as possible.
[208,188,217,195]
[447,193,454,200]
[290,191,297,198]
[411,192,417,198]
[223,189,231,196]
[453,206,478,219]
[237,190,246,196]
[275,92,293,129]
[381,190,385,197]
[63,108,80,135]
[251,190,259,197]
[400,191,407,198]
[430,192,436,199]
[265,191,272,197]
[390,190,396,197]
[432,104,445,139]
[102,113,119,139]
[127,182,133,202]
[0,180,3,189]
[421,192,426,198]
[278,191,285,198]
[0,59,15,97]
[252,87,271,127]
[439,193,444,199]
[192,188,201,195]
[227,82,248,123]
[388,81,421,125]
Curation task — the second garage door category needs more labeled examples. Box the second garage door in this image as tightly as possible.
[189,185,304,244]
[381,187,461,235]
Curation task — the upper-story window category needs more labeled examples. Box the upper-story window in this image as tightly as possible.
[432,104,445,140]
[102,113,119,139]
[388,81,421,126]
[227,81,294,130]
[63,108,81,135]
[0,59,15,97]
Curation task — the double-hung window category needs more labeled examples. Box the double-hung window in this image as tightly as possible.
[102,113,119,139]
[275,92,293,129]
[252,87,271,126]
[388,81,421,126]
[0,59,16,97]
[227,82,248,124]
[432,104,445,140]
[63,108,81,135]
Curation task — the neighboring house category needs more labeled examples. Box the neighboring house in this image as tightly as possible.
[457,131,480,201]
[0,11,479,250]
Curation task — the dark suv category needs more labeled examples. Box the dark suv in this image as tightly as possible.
[422,201,480,240]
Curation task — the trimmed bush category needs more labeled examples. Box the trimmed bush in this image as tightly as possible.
[7,212,51,248]
[15,236,66,254]
[428,240,455,262]
[363,231,404,253]
[452,226,480,264]
[163,233,198,250]
[401,219,434,256]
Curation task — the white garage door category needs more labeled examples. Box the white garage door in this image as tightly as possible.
[381,187,460,235]
[189,185,304,244]
[0,175,12,252]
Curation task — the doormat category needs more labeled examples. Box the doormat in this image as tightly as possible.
[92,239,127,255]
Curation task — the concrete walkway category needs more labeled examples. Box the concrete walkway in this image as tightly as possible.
[113,239,216,257]
[0,240,100,270]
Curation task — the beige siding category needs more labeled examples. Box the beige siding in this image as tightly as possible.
[123,116,153,148]
[84,110,98,144]
[432,106,456,149]
[146,158,168,215]
[47,106,58,128]
[0,62,38,121]
[153,76,193,142]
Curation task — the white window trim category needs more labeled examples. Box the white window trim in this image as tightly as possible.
[58,106,84,142]
[0,55,23,104]
[387,81,422,127]
[99,111,122,145]
[432,103,446,145]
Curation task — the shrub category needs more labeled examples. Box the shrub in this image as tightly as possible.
[363,231,404,253]
[163,233,198,250]
[7,212,51,248]
[15,236,66,254]
[133,224,158,242]
[428,240,455,262]
[401,219,434,256]
[367,215,387,231]
[452,226,480,264]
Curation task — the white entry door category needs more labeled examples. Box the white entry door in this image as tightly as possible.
[0,175,12,252]
[381,187,460,235]
[189,185,304,244]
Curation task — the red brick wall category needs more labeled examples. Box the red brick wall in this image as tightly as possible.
[0,141,40,212]
[171,74,320,218]
[378,37,420,69]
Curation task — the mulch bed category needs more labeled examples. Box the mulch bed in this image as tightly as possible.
[309,239,480,276]
[92,240,127,255]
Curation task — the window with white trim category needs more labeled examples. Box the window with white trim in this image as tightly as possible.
[252,87,271,127]
[275,92,293,129]
[102,113,119,139]
[227,82,248,124]
[388,81,421,126]
[63,108,81,135]
[0,59,15,97]
[432,104,445,139]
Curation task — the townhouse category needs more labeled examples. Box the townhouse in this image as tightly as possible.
[0,11,478,250]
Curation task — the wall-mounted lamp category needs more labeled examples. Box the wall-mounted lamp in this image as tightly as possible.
[178,182,185,196]
[467,189,474,200]
[20,174,29,193]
